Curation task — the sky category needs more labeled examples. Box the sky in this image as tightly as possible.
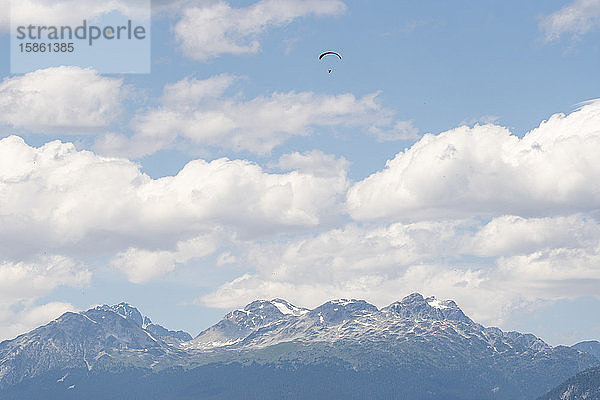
[1,0,600,346]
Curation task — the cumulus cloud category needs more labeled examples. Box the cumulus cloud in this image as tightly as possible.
[497,245,600,296]
[96,74,406,156]
[0,256,90,303]
[466,214,600,257]
[0,301,78,342]
[200,97,600,320]
[112,234,220,283]
[216,252,237,266]
[174,0,346,60]
[4,94,600,334]
[198,220,480,311]
[198,220,475,309]
[200,213,600,325]
[348,100,600,221]
[273,150,350,178]
[0,0,151,35]
[0,256,88,340]
[0,0,8,33]
[199,265,517,327]
[112,248,179,284]
[0,67,125,133]
[369,120,420,141]
[0,135,348,276]
[0,0,198,34]
[540,0,600,40]
[151,0,194,15]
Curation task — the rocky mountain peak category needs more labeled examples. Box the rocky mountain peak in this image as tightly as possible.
[382,293,472,324]
[3,295,597,400]
[572,340,600,360]
[270,298,309,316]
[242,300,286,317]
[309,299,378,324]
[225,299,309,323]
[188,299,307,349]
[90,302,143,327]
[225,300,287,325]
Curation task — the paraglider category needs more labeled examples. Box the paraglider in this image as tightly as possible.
[319,51,342,74]
[318,51,342,61]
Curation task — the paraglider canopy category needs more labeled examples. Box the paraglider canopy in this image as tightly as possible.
[318,51,342,60]
[319,51,342,74]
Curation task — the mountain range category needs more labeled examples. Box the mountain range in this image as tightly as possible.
[536,341,600,400]
[0,293,598,399]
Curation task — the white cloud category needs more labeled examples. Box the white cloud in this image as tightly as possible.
[467,214,600,257]
[0,255,88,340]
[0,135,348,282]
[369,120,420,141]
[0,256,90,303]
[112,248,178,284]
[112,234,220,283]
[348,100,600,221]
[0,67,125,133]
[216,252,236,266]
[199,220,482,311]
[540,0,600,40]
[15,302,77,327]
[0,301,77,341]
[494,245,600,304]
[96,75,407,157]
[4,94,600,334]
[151,0,193,15]
[200,264,507,325]
[0,0,8,33]
[174,0,346,60]
[273,150,350,178]
[461,115,500,126]
[175,97,600,324]
[1,0,154,33]
[241,221,467,279]
[500,247,600,284]
[0,0,192,34]
[161,73,236,106]
[200,211,600,326]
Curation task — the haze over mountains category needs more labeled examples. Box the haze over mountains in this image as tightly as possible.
[0,293,598,399]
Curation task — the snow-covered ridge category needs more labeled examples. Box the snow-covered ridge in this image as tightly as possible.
[2,294,551,361]
[2,293,592,399]
[186,293,551,355]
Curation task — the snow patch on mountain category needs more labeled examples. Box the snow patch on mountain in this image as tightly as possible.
[271,299,309,316]
[427,298,449,309]
[183,293,555,357]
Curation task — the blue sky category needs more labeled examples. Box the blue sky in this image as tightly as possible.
[1,0,600,346]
